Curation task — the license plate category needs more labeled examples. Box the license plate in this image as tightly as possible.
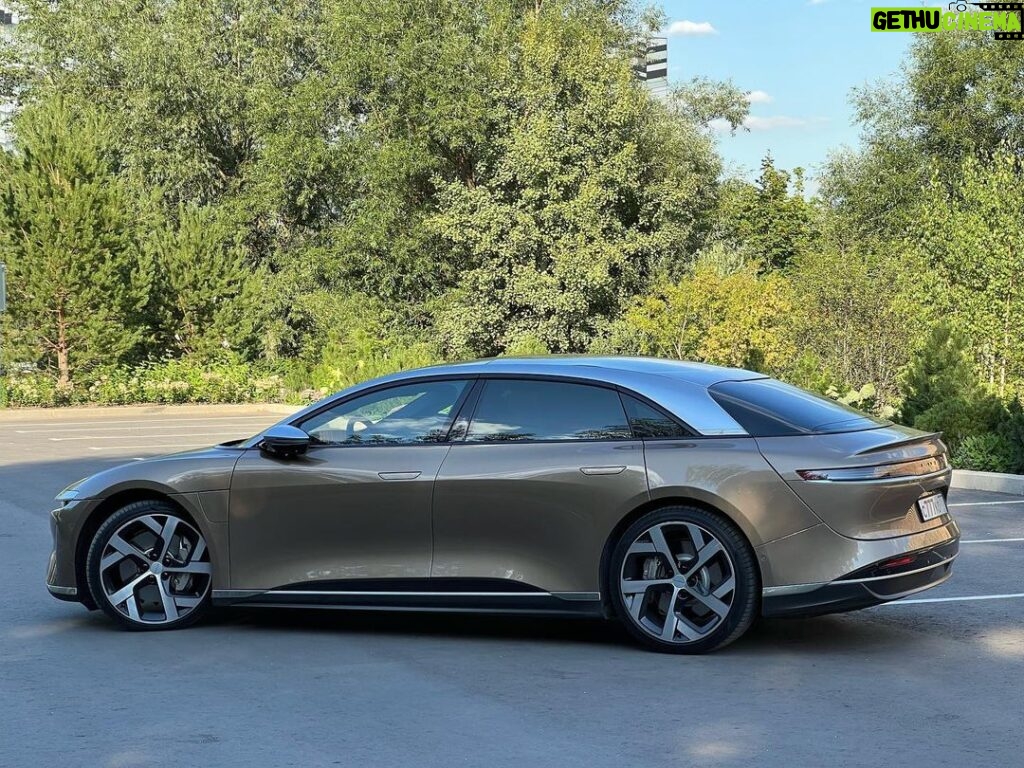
[918,493,948,522]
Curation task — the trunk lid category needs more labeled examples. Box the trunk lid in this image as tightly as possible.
[754,425,952,540]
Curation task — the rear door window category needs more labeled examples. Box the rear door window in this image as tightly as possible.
[466,379,631,442]
[709,379,890,437]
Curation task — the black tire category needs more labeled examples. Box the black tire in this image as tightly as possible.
[85,500,212,631]
[608,505,759,654]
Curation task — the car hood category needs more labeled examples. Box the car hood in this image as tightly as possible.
[62,445,247,500]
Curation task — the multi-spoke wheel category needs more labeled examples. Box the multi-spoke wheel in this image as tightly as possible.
[609,506,758,653]
[85,501,212,630]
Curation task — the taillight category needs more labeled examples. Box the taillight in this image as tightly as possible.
[796,456,947,482]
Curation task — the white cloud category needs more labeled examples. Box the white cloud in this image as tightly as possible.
[807,0,828,5]
[745,90,772,104]
[664,20,718,37]
[710,115,829,133]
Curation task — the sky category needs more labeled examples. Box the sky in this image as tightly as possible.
[658,0,913,188]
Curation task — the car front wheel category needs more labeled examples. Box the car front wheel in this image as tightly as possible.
[609,505,759,654]
[85,500,212,630]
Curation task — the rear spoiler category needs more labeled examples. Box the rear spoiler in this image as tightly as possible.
[853,431,944,456]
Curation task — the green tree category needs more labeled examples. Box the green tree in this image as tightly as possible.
[900,323,1001,448]
[427,2,742,356]
[146,205,263,359]
[4,0,739,363]
[917,152,1024,396]
[824,32,1024,244]
[609,256,796,374]
[288,291,438,393]
[721,155,817,271]
[0,101,153,387]
[902,33,1024,172]
[789,244,929,410]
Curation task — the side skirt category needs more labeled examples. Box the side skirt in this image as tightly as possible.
[212,588,604,617]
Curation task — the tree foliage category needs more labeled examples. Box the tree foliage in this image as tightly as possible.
[718,155,817,271]
[2,0,743,370]
[0,100,153,386]
[917,152,1024,396]
[146,204,263,359]
[901,324,1000,448]
[611,257,796,374]
[789,245,929,409]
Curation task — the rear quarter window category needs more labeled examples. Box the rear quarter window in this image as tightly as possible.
[709,379,890,437]
[621,394,694,439]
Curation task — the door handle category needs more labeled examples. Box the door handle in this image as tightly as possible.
[378,471,422,481]
[580,466,626,476]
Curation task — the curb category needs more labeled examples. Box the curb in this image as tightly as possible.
[951,469,1024,496]
[0,402,302,422]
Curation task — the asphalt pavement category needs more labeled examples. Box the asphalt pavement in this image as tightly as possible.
[1,405,1022,768]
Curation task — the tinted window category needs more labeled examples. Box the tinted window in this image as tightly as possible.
[466,380,631,442]
[709,379,890,437]
[301,380,470,445]
[621,394,692,438]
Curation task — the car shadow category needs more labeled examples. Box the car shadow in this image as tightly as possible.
[211,606,636,649]
[204,605,910,655]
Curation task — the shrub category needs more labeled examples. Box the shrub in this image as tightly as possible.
[900,323,1003,448]
[1,370,78,407]
[952,433,1016,474]
[994,397,1024,474]
[86,358,288,405]
[308,332,438,396]
[2,357,293,407]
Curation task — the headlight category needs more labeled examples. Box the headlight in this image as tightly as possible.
[55,488,80,503]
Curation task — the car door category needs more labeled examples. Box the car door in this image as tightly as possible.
[431,377,650,596]
[229,378,473,591]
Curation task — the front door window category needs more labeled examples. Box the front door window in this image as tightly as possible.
[301,380,471,446]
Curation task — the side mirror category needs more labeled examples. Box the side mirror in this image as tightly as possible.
[259,424,310,458]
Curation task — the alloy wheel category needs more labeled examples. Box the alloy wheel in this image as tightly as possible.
[619,521,737,644]
[98,513,211,624]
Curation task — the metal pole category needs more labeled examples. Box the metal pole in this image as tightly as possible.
[0,262,5,378]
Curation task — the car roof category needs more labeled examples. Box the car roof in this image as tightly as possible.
[380,356,764,388]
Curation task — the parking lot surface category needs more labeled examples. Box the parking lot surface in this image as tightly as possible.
[1,405,1022,767]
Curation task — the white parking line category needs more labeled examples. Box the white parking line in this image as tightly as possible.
[16,420,274,434]
[49,431,249,441]
[880,593,1024,605]
[87,444,214,452]
[962,537,1024,544]
[949,500,1024,507]
[14,421,278,434]
[7,415,279,430]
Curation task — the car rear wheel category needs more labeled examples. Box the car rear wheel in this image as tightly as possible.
[85,500,212,630]
[609,505,759,654]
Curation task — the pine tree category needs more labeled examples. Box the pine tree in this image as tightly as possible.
[900,323,1000,447]
[0,101,152,387]
[147,204,261,359]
